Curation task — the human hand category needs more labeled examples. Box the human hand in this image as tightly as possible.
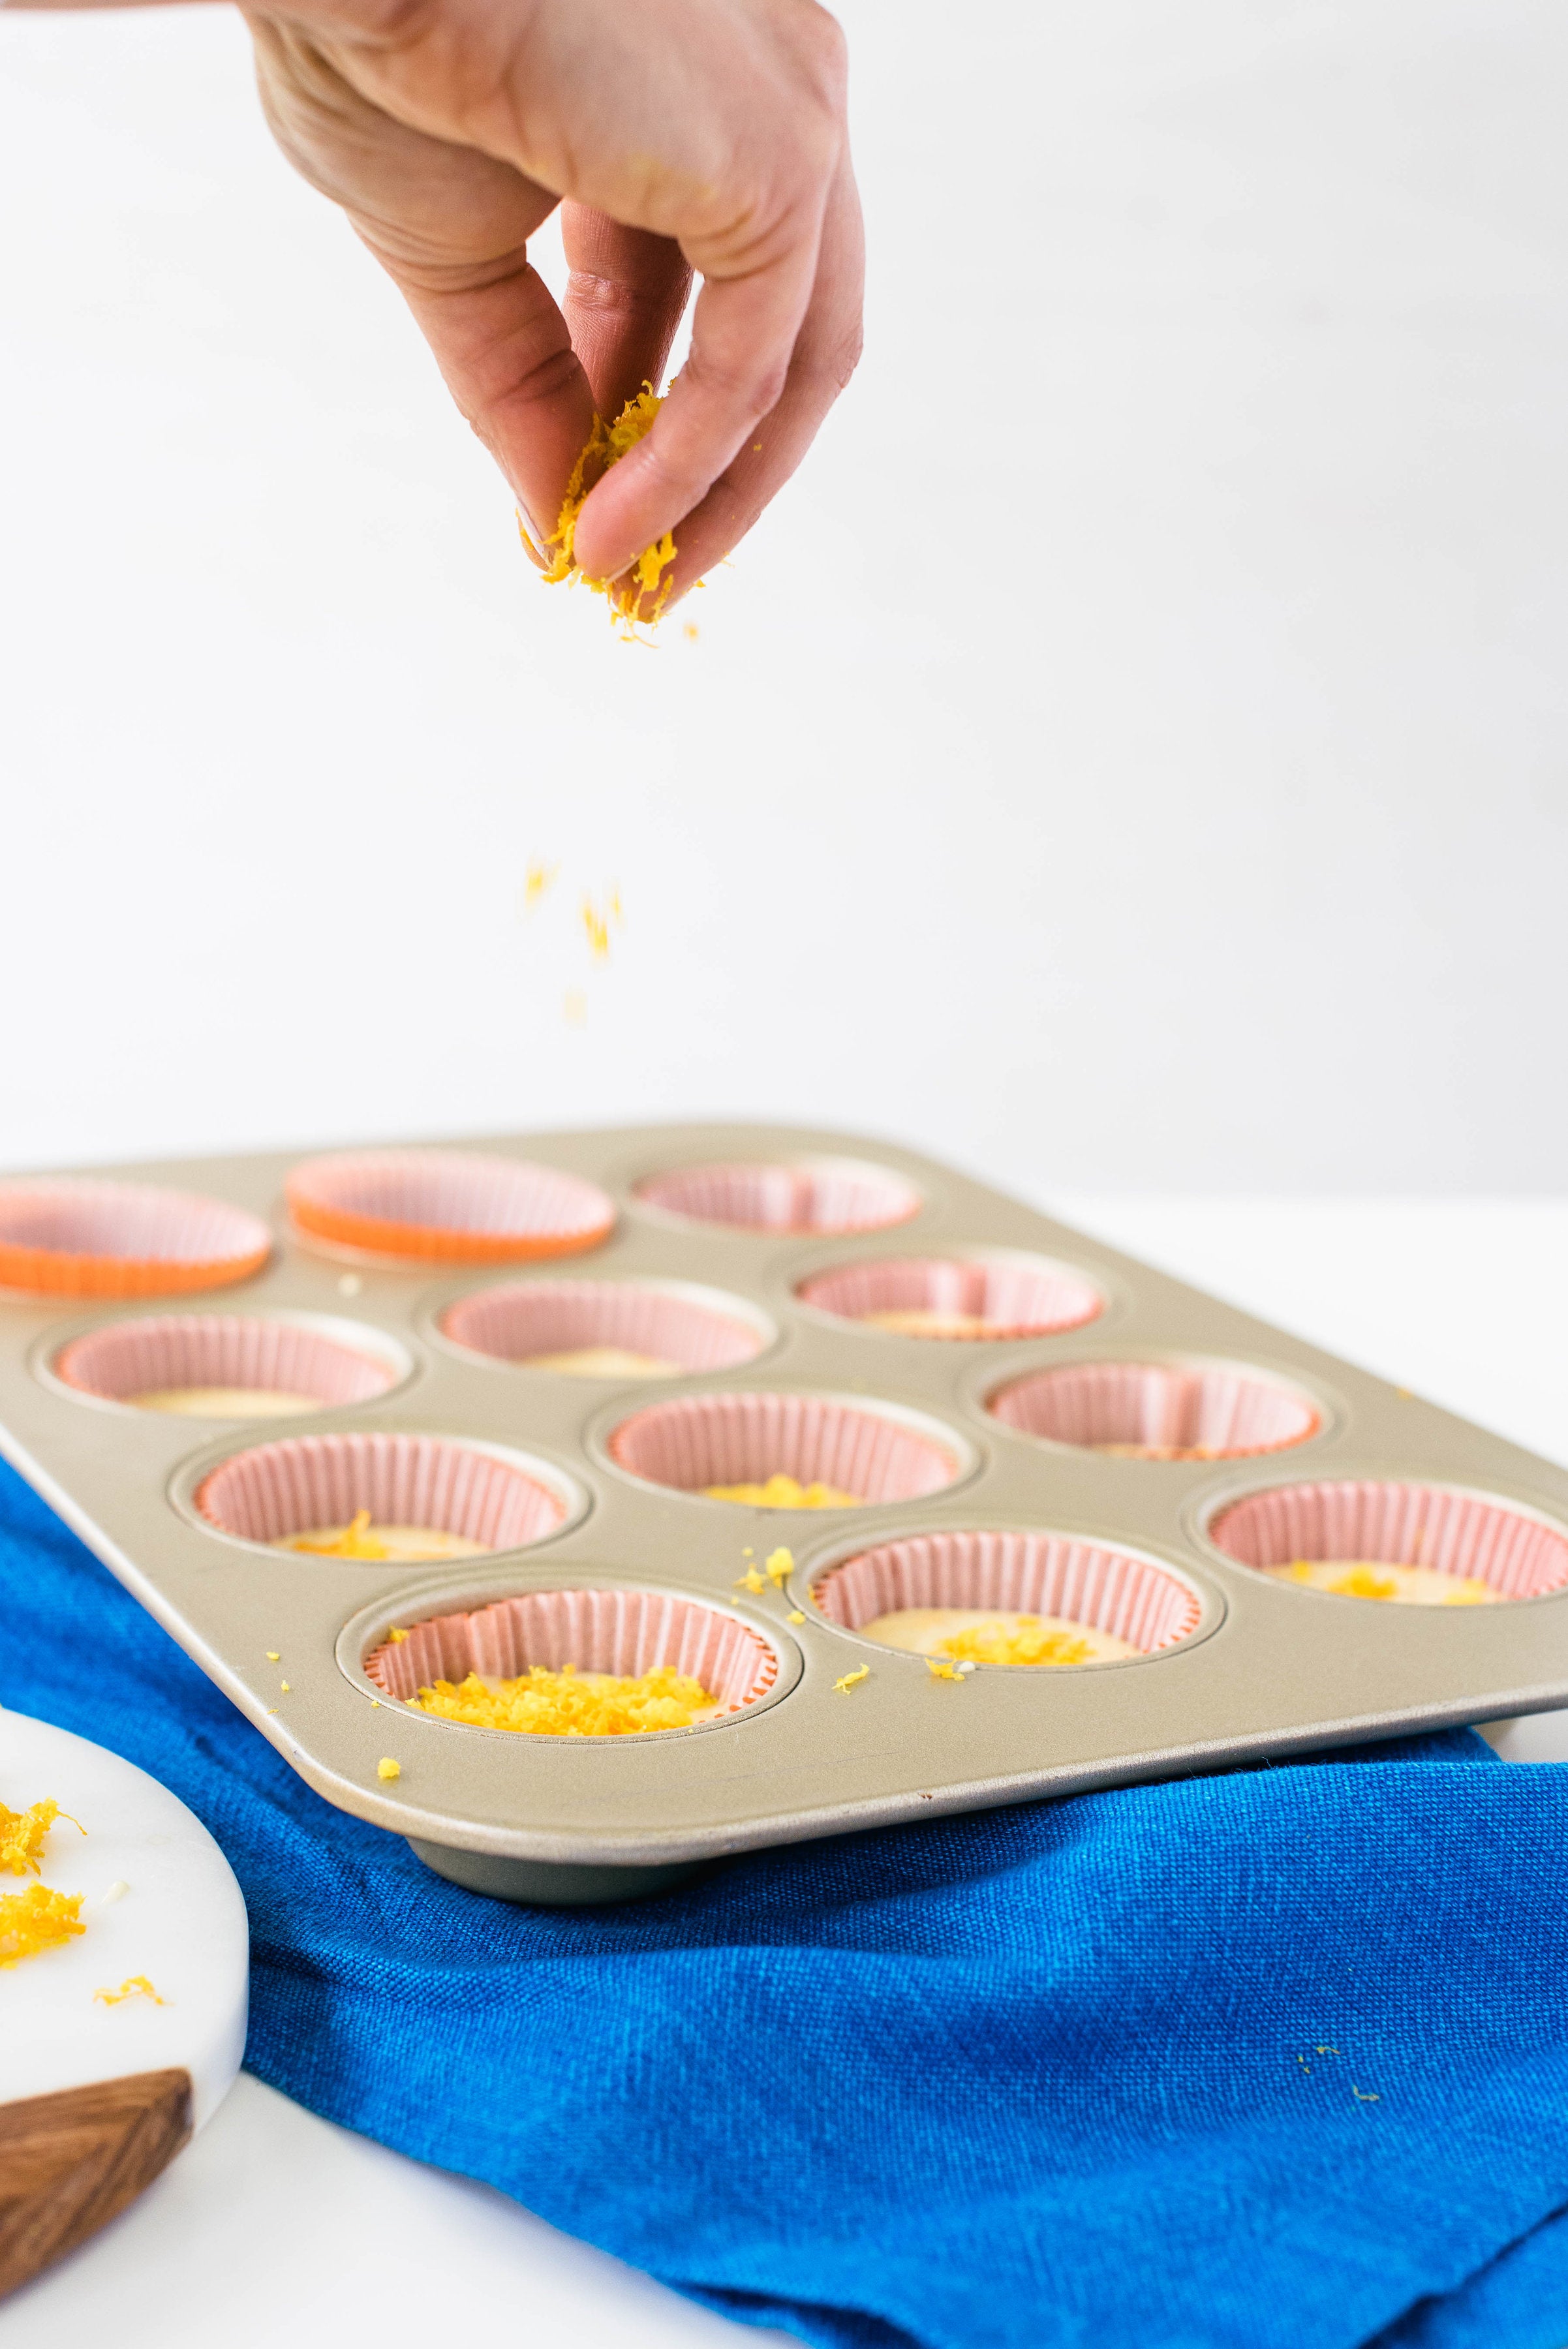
[40,0,861,605]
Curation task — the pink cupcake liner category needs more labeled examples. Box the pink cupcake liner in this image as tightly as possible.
[194,1432,568,1550]
[364,1588,776,1722]
[286,1148,614,1265]
[634,1159,919,1236]
[0,1180,270,1300]
[1210,1480,1568,1601]
[812,1530,1201,1654]
[54,1314,399,1410]
[991,1361,1319,1457]
[440,1280,767,1374]
[798,1253,1103,1339]
[608,1391,964,1503]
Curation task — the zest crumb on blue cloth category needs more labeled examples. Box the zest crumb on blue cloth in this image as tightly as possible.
[3,1451,1567,2349]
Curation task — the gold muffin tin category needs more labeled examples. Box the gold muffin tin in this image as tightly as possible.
[1,1122,1565,1907]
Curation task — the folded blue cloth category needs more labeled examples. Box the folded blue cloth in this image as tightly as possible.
[4,1451,1567,2348]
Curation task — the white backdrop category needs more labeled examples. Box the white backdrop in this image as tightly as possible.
[1,0,1565,1194]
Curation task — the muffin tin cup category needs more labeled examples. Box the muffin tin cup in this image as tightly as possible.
[437,1277,773,1377]
[0,1180,270,1300]
[797,1251,1104,1340]
[187,1430,581,1555]
[286,1148,615,1266]
[49,1312,408,1417]
[361,1586,778,1727]
[990,1359,1321,1460]
[634,1156,921,1236]
[604,1389,974,1505]
[810,1529,1206,1659]
[1207,1479,1568,1603]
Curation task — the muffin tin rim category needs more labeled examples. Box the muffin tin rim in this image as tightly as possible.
[167,1422,593,1561]
[784,1512,1226,1669]
[1184,1467,1568,1607]
[333,1565,803,1743]
[584,1383,986,1511]
[30,1306,421,1423]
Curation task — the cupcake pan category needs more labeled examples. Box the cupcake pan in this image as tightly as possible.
[0,1122,1564,1907]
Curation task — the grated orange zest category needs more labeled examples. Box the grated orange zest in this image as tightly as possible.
[541,386,678,639]
[705,1475,863,1509]
[95,1974,164,2006]
[290,1510,390,1560]
[1,1796,82,1878]
[935,1616,1096,1667]
[408,1663,718,1737]
[1,1882,85,1968]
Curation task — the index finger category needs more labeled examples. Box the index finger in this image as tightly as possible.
[567,191,831,585]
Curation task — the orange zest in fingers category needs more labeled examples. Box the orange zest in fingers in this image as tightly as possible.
[537,386,678,639]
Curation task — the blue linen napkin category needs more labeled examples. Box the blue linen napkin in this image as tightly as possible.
[3,1451,1567,2349]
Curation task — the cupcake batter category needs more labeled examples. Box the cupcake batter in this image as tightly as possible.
[277,1510,489,1563]
[1094,1442,1223,1461]
[863,1310,997,1339]
[521,1346,678,1377]
[129,1385,320,1418]
[1265,1560,1498,1606]
[857,1608,1138,1665]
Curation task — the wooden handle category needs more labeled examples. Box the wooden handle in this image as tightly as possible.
[0,2068,192,2301]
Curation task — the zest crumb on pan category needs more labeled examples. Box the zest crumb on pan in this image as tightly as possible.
[377,1757,401,1782]
[833,1666,870,1695]
[1,1883,85,1967]
[407,1663,721,1736]
[1,1796,82,1877]
[1266,1560,1498,1605]
[95,1975,164,2006]
[528,385,678,638]
[265,1650,280,1662]
[705,1475,863,1509]
[765,1548,794,1585]
[788,1610,806,1624]
[927,1659,964,1681]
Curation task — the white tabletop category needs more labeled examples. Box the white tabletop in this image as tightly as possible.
[7,1197,1566,2343]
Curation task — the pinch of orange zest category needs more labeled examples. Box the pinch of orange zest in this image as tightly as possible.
[1327,1567,1401,1601]
[0,1797,84,1878]
[833,1667,869,1696]
[408,1663,716,1737]
[936,1617,1096,1668]
[542,386,679,639]
[0,1883,84,1968]
[704,1475,863,1509]
[95,1974,164,2006]
[290,1510,389,1560]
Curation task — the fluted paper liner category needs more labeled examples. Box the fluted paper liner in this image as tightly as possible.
[813,1530,1202,1655]
[441,1280,766,1374]
[991,1361,1319,1456]
[1210,1480,1568,1601]
[799,1253,1103,1339]
[636,1158,919,1235]
[364,1588,777,1727]
[0,1180,270,1300]
[286,1148,614,1265]
[55,1315,398,1411]
[609,1391,962,1503]
[195,1431,567,1550]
